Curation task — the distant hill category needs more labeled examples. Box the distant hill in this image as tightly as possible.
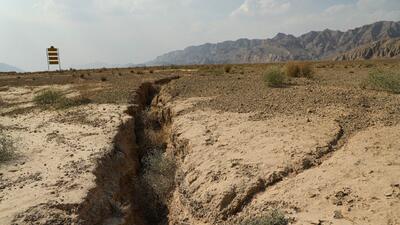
[71,62,146,70]
[0,63,22,72]
[71,62,121,70]
[334,38,400,61]
[148,21,400,65]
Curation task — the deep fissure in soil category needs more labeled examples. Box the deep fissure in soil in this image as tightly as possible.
[76,78,179,225]
[133,84,176,225]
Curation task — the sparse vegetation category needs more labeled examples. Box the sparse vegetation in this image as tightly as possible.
[0,97,5,107]
[224,65,232,73]
[34,90,64,106]
[364,63,374,68]
[199,66,224,76]
[0,133,16,163]
[264,67,286,87]
[100,77,107,82]
[285,62,313,78]
[141,149,176,202]
[34,89,91,109]
[240,209,288,225]
[362,70,400,93]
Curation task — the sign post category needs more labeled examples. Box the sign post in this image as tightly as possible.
[46,46,61,71]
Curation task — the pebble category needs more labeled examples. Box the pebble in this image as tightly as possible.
[333,210,344,219]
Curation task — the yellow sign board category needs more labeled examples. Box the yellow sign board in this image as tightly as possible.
[46,46,61,70]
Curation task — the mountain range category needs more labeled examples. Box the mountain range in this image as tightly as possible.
[148,21,400,65]
[0,63,22,72]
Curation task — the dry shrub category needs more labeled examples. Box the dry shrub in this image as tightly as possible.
[199,66,224,76]
[34,90,91,109]
[34,90,64,106]
[141,149,176,202]
[224,65,232,73]
[285,62,300,77]
[240,209,288,225]
[0,97,5,107]
[264,67,285,87]
[285,62,313,78]
[0,133,16,163]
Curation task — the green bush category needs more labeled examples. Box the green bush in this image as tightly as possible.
[240,209,288,225]
[264,67,285,87]
[363,70,400,94]
[0,133,16,163]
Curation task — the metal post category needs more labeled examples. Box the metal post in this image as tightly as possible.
[58,49,62,71]
[46,49,49,71]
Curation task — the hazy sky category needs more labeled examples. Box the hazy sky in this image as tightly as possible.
[1,0,399,71]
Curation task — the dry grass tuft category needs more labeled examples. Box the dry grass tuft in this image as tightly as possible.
[285,62,313,78]
[240,209,288,225]
[0,97,5,107]
[224,65,233,73]
[34,89,91,109]
[0,133,16,164]
[141,149,176,202]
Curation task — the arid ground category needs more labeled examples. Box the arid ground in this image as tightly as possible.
[0,60,399,225]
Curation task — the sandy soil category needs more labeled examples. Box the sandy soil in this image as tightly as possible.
[242,124,400,225]
[0,61,399,225]
[0,86,130,224]
[158,61,400,225]
[163,97,400,225]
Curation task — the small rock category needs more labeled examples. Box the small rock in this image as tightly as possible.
[391,182,400,188]
[385,191,393,197]
[333,210,344,219]
[309,193,317,198]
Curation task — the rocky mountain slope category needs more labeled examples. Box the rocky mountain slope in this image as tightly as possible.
[334,38,400,60]
[148,21,400,65]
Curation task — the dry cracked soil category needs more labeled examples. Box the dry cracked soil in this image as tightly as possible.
[0,60,399,225]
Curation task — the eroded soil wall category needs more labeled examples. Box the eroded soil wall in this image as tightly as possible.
[76,77,178,225]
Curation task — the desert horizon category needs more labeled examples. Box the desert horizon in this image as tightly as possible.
[1,1,400,225]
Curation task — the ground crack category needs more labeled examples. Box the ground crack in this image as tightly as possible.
[227,125,346,218]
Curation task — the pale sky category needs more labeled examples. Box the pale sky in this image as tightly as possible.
[0,0,399,71]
